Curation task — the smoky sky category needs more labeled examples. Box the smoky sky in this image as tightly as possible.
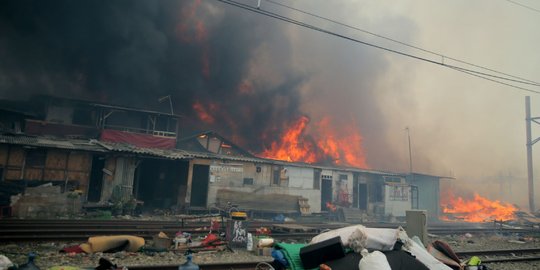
[0,0,417,172]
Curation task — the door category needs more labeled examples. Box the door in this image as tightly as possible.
[321,179,333,211]
[411,185,419,209]
[190,164,210,207]
[87,155,105,202]
[358,183,368,210]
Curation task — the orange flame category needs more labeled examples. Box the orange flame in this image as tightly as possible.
[193,101,216,124]
[316,117,368,168]
[260,116,368,168]
[441,191,517,222]
[261,116,318,163]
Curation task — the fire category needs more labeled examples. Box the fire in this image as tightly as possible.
[316,117,368,168]
[260,116,368,168]
[193,101,217,124]
[261,116,318,163]
[441,191,517,222]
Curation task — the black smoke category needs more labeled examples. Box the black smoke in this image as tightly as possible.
[0,0,417,171]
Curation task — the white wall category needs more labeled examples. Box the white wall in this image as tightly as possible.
[286,166,314,189]
[384,184,412,217]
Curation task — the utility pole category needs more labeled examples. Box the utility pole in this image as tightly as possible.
[406,127,413,174]
[525,96,539,212]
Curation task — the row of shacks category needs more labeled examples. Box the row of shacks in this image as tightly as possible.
[0,96,447,221]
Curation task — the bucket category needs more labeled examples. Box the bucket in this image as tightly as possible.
[153,236,172,249]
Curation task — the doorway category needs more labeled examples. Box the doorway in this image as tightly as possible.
[190,164,210,207]
[321,178,333,211]
[134,159,187,210]
[87,155,105,202]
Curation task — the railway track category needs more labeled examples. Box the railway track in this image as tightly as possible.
[1,218,537,242]
[457,248,540,263]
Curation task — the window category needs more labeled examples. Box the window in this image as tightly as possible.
[313,170,321,190]
[243,178,254,185]
[339,174,348,181]
[26,150,46,167]
[273,167,280,185]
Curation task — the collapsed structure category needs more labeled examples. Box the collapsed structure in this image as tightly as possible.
[0,96,447,221]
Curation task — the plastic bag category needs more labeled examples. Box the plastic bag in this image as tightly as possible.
[358,249,391,270]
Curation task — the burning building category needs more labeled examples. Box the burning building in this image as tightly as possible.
[0,96,449,222]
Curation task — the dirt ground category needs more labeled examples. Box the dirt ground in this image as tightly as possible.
[1,232,539,269]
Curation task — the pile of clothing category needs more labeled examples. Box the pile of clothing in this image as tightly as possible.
[269,225,479,270]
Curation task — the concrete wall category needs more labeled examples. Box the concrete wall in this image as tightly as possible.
[204,161,322,213]
[11,184,81,218]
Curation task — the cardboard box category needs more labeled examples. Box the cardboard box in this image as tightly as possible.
[152,235,172,249]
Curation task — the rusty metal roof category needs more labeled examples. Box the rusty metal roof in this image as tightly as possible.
[0,133,107,152]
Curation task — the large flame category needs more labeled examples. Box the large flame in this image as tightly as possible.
[261,116,368,168]
[441,191,517,222]
[260,116,318,163]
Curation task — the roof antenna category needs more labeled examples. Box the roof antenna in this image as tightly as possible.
[158,95,174,115]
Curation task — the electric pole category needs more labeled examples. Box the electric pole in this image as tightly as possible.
[525,96,539,212]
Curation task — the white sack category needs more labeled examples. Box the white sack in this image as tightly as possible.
[398,227,452,270]
[311,225,398,251]
[358,249,391,270]
[0,255,14,270]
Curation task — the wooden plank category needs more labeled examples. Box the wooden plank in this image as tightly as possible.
[45,150,67,169]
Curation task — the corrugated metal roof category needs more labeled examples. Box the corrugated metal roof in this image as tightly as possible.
[96,141,266,163]
[0,133,411,178]
[0,134,107,152]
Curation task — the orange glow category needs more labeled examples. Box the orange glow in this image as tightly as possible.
[326,202,337,212]
[441,191,517,222]
[316,117,368,168]
[193,101,216,124]
[261,116,318,163]
[260,116,368,168]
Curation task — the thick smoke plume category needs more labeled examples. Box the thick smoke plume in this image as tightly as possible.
[0,0,429,173]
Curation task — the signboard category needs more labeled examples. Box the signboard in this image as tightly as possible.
[226,220,249,248]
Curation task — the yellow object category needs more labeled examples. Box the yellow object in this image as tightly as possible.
[468,256,481,266]
[79,235,145,253]
[231,211,247,220]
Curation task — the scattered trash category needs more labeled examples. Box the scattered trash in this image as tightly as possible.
[17,253,40,270]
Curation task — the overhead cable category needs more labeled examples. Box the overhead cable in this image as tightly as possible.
[505,0,540,13]
[267,0,540,86]
[216,0,540,94]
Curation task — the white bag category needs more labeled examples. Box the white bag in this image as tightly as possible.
[358,249,391,270]
[0,255,13,270]
[311,225,398,251]
[398,227,452,270]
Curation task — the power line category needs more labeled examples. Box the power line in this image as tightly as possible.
[216,0,540,94]
[266,0,540,86]
[505,0,540,13]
